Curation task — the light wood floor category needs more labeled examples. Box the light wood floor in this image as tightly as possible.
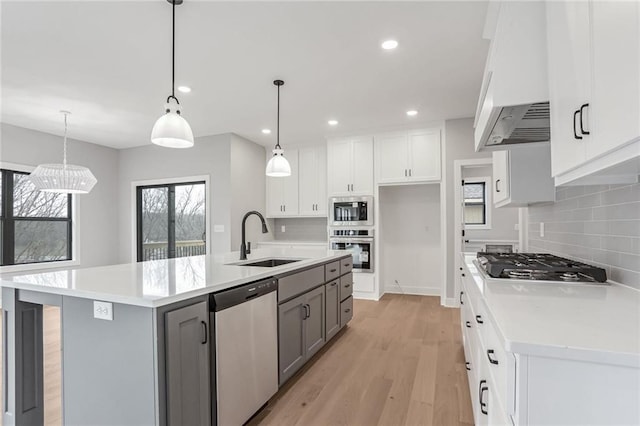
[0,306,62,426]
[249,294,473,426]
[0,295,472,426]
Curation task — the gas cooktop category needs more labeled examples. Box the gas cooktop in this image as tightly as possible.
[476,253,608,283]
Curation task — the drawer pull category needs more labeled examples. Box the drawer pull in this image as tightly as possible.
[344,308,351,313]
[461,273,466,277]
[459,291,464,305]
[465,321,471,328]
[487,349,499,365]
[344,263,351,267]
[345,284,351,288]
[475,315,484,324]
[330,282,337,287]
[479,380,488,415]
[330,268,337,273]
[465,362,471,371]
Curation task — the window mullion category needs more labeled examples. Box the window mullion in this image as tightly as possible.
[168,185,176,259]
[2,170,15,265]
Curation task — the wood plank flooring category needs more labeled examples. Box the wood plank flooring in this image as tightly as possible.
[249,294,473,426]
[0,295,472,426]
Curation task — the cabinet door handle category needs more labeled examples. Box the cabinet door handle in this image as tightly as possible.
[466,321,471,328]
[201,321,208,345]
[460,291,464,305]
[409,169,412,177]
[579,103,590,135]
[330,281,337,287]
[479,380,488,415]
[461,273,466,277]
[303,304,310,320]
[405,169,407,177]
[487,349,499,365]
[344,308,351,313]
[476,315,484,324]
[344,284,351,288]
[465,362,471,371]
[495,179,501,193]
[574,109,583,140]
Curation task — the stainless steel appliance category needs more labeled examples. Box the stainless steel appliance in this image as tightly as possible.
[212,278,279,425]
[329,196,374,227]
[329,228,374,273]
[477,252,607,283]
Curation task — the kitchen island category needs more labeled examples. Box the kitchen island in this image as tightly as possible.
[0,248,353,426]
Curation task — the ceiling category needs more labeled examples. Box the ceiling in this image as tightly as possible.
[1,1,489,150]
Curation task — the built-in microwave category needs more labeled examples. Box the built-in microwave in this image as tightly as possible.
[329,196,373,227]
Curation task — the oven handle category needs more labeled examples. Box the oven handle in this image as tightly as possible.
[329,238,374,244]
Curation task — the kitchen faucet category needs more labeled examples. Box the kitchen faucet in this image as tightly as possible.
[240,210,269,260]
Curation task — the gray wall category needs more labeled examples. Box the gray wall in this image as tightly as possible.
[463,165,519,242]
[379,184,441,294]
[117,134,232,262]
[528,183,640,289]
[444,118,491,299]
[229,134,273,251]
[0,123,120,268]
[273,218,328,241]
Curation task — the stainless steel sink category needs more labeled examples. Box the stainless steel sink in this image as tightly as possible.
[228,258,302,267]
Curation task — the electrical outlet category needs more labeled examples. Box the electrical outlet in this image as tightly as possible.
[93,301,113,321]
[540,222,545,238]
[281,225,286,233]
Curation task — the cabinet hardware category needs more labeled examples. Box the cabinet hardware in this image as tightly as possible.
[405,169,407,177]
[345,308,351,313]
[462,273,466,277]
[201,321,208,345]
[466,321,471,328]
[344,263,351,267]
[579,103,590,135]
[330,268,337,273]
[487,349,499,365]
[476,315,484,324]
[573,110,583,140]
[330,282,337,287]
[409,169,412,177]
[460,267,463,271]
[496,179,501,192]
[479,380,488,415]
[460,291,464,305]
[465,362,471,371]
[345,284,351,288]
[303,304,310,320]
[283,205,286,212]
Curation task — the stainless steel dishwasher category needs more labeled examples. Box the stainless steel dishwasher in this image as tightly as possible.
[212,278,278,426]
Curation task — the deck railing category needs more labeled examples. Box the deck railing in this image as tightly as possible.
[142,240,206,260]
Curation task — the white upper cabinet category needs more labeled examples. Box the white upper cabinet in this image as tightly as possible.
[374,128,441,184]
[546,0,640,184]
[298,146,327,217]
[266,149,299,218]
[492,144,555,208]
[327,136,374,196]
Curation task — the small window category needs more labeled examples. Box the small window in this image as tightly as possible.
[1,169,73,266]
[136,181,206,261]
[463,179,491,228]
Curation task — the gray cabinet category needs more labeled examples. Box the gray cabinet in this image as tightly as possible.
[278,286,326,384]
[278,294,307,384]
[340,296,353,329]
[165,301,211,426]
[325,280,340,341]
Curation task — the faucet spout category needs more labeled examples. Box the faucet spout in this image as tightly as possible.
[240,211,269,260]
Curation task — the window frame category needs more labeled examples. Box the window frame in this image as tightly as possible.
[463,177,492,230]
[0,162,80,273]
[132,175,210,263]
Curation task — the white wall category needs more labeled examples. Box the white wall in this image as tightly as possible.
[0,123,120,268]
[117,134,232,262]
[444,118,491,299]
[229,134,273,251]
[379,184,441,295]
[463,165,519,242]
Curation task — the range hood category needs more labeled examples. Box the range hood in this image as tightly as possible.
[474,2,550,151]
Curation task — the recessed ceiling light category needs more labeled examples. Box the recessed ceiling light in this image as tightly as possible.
[381,40,398,50]
[406,110,418,116]
[261,128,271,134]
[328,120,339,126]
[177,86,191,93]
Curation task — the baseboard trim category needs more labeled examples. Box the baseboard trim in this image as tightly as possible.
[443,297,457,308]
[383,286,441,297]
[353,292,380,301]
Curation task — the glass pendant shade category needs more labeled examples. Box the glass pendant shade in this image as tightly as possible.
[266,148,291,177]
[151,104,194,148]
[30,164,98,194]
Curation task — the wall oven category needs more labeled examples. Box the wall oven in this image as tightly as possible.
[329,196,374,227]
[329,229,374,273]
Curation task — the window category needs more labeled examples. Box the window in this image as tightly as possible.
[463,179,490,228]
[136,181,206,261]
[1,169,73,266]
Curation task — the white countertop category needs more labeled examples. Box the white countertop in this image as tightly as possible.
[0,248,349,308]
[463,253,640,367]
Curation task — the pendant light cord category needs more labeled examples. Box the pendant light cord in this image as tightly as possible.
[166,0,179,106]
[276,83,281,149]
[63,112,68,169]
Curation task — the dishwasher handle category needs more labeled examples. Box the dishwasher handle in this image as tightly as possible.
[212,278,277,311]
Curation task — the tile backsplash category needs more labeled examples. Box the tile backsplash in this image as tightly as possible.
[273,218,328,241]
[528,183,639,289]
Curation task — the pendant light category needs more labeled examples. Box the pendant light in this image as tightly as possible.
[29,111,98,194]
[266,79,292,177]
[151,0,194,148]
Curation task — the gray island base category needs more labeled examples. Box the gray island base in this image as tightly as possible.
[1,248,353,425]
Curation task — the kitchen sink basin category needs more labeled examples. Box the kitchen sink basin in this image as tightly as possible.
[229,258,302,267]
